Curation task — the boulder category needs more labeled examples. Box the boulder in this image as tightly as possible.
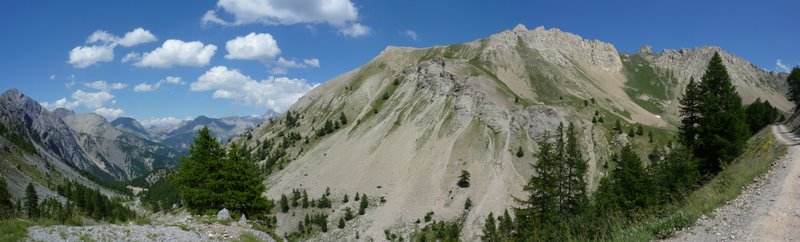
[217,208,230,221]
[239,214,247,223]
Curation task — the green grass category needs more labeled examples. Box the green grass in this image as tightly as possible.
[620,53,675,114]
[236,232,265,242]
[608,128,787,241]
[0,219,34,242]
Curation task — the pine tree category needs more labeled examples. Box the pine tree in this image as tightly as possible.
[457,170,470,188]
[339,112,348,125]
[343,194,349,203]
[175,128,271,216]
[516,146,524,157]
[280,194,289,213]
[344,207,354,220]
[614,120,622,134]
[517,132,560,237]
[0,176,13,218]
[562,123,588,215]
[25,183,39,219]
[611,145,653,212]
[627,128,635,137]
[302,190,309,208]
[648,131,654,143]
[679,77,702,150]
[787,67,800,107]
[359,194,368,215]
[338,217,346,229]
[174,127,224,212]
[636,124,644,135]
[482,213,499,241]
[695,52,749,175]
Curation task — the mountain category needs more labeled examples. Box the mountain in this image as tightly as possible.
[0,89,123,202]
[232,25,793,240]
[58,112,180,180]
[111,117,152,140]
[153,114,272,152]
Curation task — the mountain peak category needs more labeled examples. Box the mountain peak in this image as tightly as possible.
[512,23,527,32]
[1,88,23,98]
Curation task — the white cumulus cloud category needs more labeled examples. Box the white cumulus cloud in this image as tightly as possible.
[116,28,157,47]
[776,59,790,72]
[225,32,281,62]
[402,30,419,41]
[270,57,320,74]
[140,116,187,127]
[42,90,116,110]
[202,10,230,25]
[136,39,217,68]
[85,80,127,91]
[68,45,115,68]
[207,0,369,38]
[121,52,141,63]
[133,76,185,92]
[339,23,370,38]
[191,66,316,112]
[93,107,125,120]
[69,28,157,68]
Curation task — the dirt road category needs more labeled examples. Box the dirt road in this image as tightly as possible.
[669,125,800,241]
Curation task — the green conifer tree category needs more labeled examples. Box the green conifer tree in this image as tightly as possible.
[787,67,800,106]
[0,176,13,218]
[695,52,749,175]
[25,183,38,219]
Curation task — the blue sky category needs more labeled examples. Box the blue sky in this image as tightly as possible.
[1,0,797,126]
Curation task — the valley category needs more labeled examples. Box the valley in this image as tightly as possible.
[1,18,798,242]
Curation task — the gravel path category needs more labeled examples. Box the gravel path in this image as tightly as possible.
[668,125,800,242]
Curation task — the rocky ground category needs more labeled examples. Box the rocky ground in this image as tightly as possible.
[26,211,276,242]
[667,125,800,241]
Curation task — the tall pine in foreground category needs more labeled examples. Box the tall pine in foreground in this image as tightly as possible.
[175,127,271,216]
[787,66,800,107]
[694,52,749,175]
[679,77,702,151]
[562,123,588,215]
[516,132,560,240]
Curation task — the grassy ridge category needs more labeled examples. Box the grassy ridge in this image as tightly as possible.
[608,127,787,241]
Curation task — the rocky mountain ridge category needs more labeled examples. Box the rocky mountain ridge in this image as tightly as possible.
[233,25,793,240]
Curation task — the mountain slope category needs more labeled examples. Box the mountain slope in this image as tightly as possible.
[0,89,124,204]
[111,117,152,140]
[235,25,791,240]
[59,112,180,180]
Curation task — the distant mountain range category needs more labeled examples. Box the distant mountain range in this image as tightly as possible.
[0,88,273,182]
